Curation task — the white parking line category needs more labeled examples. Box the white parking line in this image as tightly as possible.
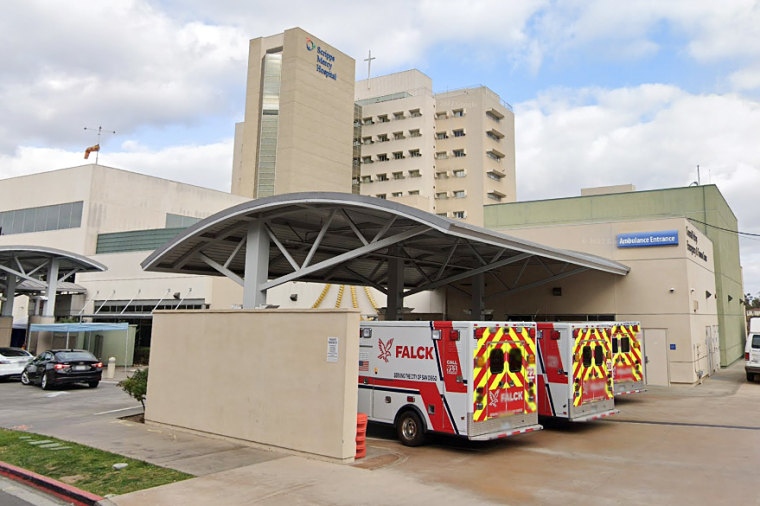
[93,406,140,415]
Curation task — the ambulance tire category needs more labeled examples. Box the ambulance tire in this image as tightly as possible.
[396,410,426,447]
[748,372,755,382]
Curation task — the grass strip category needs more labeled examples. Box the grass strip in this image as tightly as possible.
[0,428,191,496]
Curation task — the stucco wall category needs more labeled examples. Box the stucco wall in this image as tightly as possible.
[145,309,361,462]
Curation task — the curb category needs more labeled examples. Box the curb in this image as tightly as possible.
[0,460,104,506]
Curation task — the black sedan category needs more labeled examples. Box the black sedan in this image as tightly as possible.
[21,349,103,389]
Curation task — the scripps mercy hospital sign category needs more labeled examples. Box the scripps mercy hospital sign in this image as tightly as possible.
[616,230,678,248]
[306,37,337,80]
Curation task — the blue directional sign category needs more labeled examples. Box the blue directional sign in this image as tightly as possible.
[617,230,679,248]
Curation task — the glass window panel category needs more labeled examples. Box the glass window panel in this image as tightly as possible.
[45,205,59,230]
[71,202,83,227]
[489,348,504,375]
[508,348,523,373]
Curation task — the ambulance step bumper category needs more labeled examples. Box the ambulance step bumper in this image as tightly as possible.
[468,423,543,441]
[615,388,647,396]
[570,409,619,423]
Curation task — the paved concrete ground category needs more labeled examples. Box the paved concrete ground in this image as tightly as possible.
[2,361,758,505]
[0,475,71,506]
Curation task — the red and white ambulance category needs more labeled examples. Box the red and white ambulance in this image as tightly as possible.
[535,322,617,421]
[609,322,646,395]
[357,321,542,446]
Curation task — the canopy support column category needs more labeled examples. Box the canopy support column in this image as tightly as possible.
[243,221,270,309]
[386,247,404,321]
[43,258,59,317]
[2,274,16,317]
[471,272,484,321]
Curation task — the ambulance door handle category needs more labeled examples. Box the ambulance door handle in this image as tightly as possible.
[385,396,392,403]
[557,369,565,375]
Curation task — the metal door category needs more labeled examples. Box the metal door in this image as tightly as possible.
[643,328,669,386]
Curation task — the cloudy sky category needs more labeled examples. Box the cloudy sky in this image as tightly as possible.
[2,0,759,294]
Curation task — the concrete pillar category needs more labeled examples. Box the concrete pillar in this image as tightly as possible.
[386,248,404,321]
[0,316,12,347]
[29,315,55,354]
[243,221,270,309]
[471,273,484,321]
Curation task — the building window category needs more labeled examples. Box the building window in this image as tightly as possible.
[377,153,389,162]
[486,129,504,141]
[453,129,465,137]
[452,211,466,219]
[409,129,421,137]
[361,156,373,164]
[453,149,466,158]
[435,192,448,199]
[392,171,404,179]
[361,175,372,183]
[486,109,504,122]
[393,111,405,120]
[435,111,447,120]
[487,192,503,201]
[453,169,466,178]
[166,213,201,228]
[487,171,504,181]
[487,149,504,161]
[408,190,420,196]
[376,194,387,199]
[362,117,374,125]
[436,212,448,217]
[453,190,466,198]
[436,131,448,140]
[435,171,448,179]
[393,131,405,140]
[409,109,421,117]
[393,152,404,160]
[409,149,421,158]
[376,173,388,181]
[391,192,403,197]
[362,136,373,145]
[452,109,464,117]
[435,151,448,160]
[408,169,421,178]
[0,201,84,235]
[378,114,389,123]
[377,134,389,143]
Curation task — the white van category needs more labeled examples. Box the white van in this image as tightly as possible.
[745,318,760,381]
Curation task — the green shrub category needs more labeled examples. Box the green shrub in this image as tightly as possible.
[119,368,148,410]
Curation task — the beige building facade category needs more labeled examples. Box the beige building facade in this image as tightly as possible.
[354,70,515,226]
[232,27,356,198]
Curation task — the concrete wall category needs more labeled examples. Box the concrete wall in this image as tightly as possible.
[145,309,361,462]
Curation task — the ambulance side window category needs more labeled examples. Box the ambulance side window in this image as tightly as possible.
[612,338,618,354]
[582,346,592,367]
[508,348,522,373]
[489,348,505,374]
[621,337,631,353]
[594,346,604,366]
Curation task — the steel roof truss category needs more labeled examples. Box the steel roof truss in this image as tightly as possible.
[224,237,246,269]
[266,224,300,272]
[371,216,397,243]
[302,209,337,269]
[434,239,460,281]
[262,225,428,291]
[486,267,588,300]
[511,257,531,289]
[465,241,488,266]
[199,252,244,286]
[175,240,211,269]
[342,266,388,295]
[405,252,533,297]
[342,209,369,246]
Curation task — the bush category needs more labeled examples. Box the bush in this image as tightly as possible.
[119,368,148,410]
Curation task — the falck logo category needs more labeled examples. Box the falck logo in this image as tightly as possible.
[306,38,315,51]
[488,390,500,408]
[377,338,394,363]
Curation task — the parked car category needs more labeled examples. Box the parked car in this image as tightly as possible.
[21,349,103,389]
[746,332,760,382]
[0,347,33,381]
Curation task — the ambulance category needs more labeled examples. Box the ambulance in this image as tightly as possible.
[357,321,542,446]
[535,322,617,421]
[608,322,646,395]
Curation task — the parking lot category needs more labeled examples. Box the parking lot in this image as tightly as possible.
[1,361,758,505]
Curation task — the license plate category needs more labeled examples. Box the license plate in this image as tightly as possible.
[74,365,89,371]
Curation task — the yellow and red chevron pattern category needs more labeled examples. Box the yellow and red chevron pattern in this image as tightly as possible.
[572,327,613,407]
[611,323,643,382]
[472,326,537,422]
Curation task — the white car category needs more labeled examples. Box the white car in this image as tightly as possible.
[746,333,760,382]
[0,347,33,380]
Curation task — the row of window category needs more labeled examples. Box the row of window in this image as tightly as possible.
[436,210,467,219]
[361,149,423,163]
[436,190,467,199]
[435,109,465,120]
[361,169,422,183]
[0,201,83,236]
[374,190,421,199]
[435,149,466,159]
[358,109,422,126]
[435,129,466,139]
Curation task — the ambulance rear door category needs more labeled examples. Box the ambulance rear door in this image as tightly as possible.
[569,324,614,420]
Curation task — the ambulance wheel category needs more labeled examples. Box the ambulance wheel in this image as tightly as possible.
[396,410,426,447]
[748,372,755,382]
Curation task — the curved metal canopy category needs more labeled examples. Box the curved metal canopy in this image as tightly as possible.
[0,245,107,318]
[142,192,628,313]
